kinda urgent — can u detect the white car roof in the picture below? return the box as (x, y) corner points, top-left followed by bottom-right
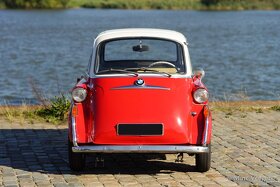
(94, 28), (187, 46)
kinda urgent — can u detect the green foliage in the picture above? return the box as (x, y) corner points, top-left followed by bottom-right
(200, 0), (280, 10)
(75, 0), (280, 10)
(0, 0), (6, 8)
(201, 0), (220, 6)
(36, 94), (70, 124)
(3, 0), (70, 8)
(81, 0), (201, 10)
(1, 0), (280, 11)
(255, 108), (263, 113)
(271, 105), (280, 111)
(0, 94), (71, 124)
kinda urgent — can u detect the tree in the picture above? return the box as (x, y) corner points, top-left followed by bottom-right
(201, 0), (220, 6)
(3, 0), (70, 8)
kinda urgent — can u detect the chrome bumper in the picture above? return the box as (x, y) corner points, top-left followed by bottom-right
(72, 145), (209, 153)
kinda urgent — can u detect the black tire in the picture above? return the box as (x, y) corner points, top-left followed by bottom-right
(68, 140), (85, 171)
(195, 144), (211, 172)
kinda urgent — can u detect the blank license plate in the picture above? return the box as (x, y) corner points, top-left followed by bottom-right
(117, 124), (163, 136)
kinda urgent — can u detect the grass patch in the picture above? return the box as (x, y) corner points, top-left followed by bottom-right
(210, 100), (280, 114)
(36, 94), (71, 124)
(0, 104), (41, 124)
(255, 108), (263, 113)
(271, 105), (280, 111)
(0, 94), (70, 125)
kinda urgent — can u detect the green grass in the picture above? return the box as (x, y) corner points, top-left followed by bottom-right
(271, 105), (280, 111)
(0, 94), (71, 125)
(36, 94), (71, 124)
(0, 104), (39, 124)
(210, 101), (280, 114)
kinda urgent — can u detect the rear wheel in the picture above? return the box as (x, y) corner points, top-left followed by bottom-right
(68, 140), (85, 171)
(195, 144), (211, 172)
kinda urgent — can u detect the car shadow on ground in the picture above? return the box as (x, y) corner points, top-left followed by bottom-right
(0, 129), (197, 175)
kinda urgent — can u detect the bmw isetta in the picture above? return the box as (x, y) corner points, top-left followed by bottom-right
(68, 28), (212, 172)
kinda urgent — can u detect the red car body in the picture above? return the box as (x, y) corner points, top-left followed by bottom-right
(68, 29), (212, 172)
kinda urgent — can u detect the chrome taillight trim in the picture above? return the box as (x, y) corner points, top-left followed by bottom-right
(71, 104), (78, 147)
(203, 116), (209, 146)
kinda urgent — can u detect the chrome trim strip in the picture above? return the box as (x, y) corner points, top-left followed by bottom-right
(71, 116), (78, 146)
(71, 104), (78, 147)
(203, 117), (209, 146)
(90, 74), (192, 79)
(72, 145), (208, 153)
(111, 85), (170, 90)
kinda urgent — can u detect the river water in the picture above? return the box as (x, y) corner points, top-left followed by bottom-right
(0, 9), (279, 104)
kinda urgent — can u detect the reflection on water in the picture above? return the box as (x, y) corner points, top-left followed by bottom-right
(0, 9), (279, 104)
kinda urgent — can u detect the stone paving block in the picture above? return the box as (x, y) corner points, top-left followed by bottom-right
(141, 181), (162, 187)
(179, 181), (201, 187)
(35, 180), (52, 186)
(19, 184), (36, 187)
(53, 183), (69, 187)
(4, 185), (19, 187)
(119, 181), (139, 186)
(268, 181), (280, 187)
(103, 182), (122, 187)
(68, 182), (84, 187)
(3, 180), (19, 186)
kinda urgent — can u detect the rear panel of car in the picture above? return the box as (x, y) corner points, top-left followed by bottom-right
(81, 77), (205, 145)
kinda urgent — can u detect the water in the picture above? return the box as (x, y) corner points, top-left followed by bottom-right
(0, 9), (279, 104)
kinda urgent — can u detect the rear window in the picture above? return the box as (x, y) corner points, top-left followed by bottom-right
(95, 38), (186, 75)
(104, 39), (177, 61)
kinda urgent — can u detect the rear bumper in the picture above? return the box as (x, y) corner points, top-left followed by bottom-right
(72, 145), (209, 154)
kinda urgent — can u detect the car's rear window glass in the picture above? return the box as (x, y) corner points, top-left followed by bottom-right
(95, 38), (186, 74)
(104, 39), (177, 61)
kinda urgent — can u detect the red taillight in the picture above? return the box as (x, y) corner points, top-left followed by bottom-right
(72, 105), (78, 117)
(203, 105), (209, 118)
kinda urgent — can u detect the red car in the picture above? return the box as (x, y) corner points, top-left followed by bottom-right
(68, 28), (212, 172)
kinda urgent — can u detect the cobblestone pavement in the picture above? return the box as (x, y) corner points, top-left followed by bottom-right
(0, 110), (279, 187)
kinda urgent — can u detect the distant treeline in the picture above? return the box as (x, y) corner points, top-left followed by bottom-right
(200, 0), (280, 10)
(76, 0), (201, 9)
(0, 0), (69, 9)
(1, 0), (280, 10)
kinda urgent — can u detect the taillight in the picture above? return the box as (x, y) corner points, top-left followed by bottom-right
(203, 105), (209, 117)
(71, 104), (78, 117)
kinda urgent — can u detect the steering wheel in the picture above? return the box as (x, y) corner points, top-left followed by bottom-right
(148, 61), (176, 68)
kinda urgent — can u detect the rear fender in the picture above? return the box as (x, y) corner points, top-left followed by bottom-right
(189, 104), (212, 145)
(190, 104), (204, 144)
